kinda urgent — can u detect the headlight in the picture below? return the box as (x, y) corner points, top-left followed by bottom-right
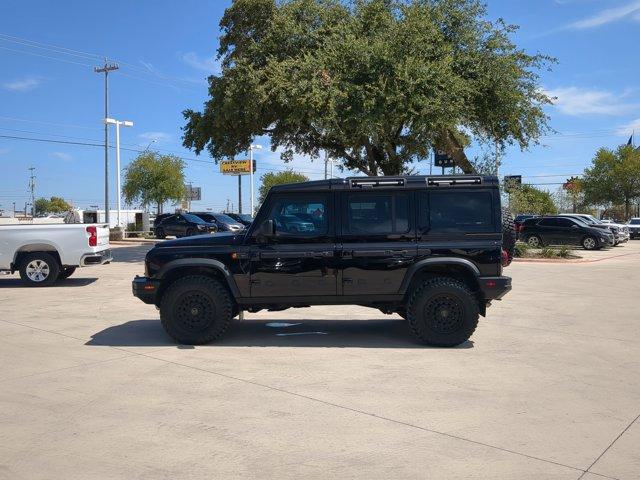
(197, 224), (206, 230)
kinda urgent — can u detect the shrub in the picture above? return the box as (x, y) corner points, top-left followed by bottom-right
(514, 242), (529, 257)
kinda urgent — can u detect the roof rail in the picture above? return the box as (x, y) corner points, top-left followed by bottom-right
(427, 176), (482, 187)
(349, 178), (406, 189)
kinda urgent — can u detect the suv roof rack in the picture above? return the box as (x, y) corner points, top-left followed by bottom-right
(348, 178), (406, 189)
(427, 176), (482, 187)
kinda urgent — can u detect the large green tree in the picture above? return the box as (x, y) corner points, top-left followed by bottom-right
(509, 185), (557, 215)
(581, 145), (640, 220)
(259, 170), (310, 204)
(34, 196), (72, 215)
(183, 0), (553, 176)
(123, 152), (186, 213)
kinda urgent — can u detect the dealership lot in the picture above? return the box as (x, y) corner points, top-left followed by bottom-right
(1, 244), (639, 479)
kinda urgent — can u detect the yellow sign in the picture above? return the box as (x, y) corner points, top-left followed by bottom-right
(220, 160), (255, 175)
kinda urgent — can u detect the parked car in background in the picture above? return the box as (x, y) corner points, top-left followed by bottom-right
(0, 223), (111, 286)
(628, 218), (640, 239)
(225, 213), (253, 227)
(559, 214), (629, 245)
(521, 216), (614, 250)
(514, 214), (539, 239)
(154, 213), (217, 239)
(190, 212), (245, 232)
(153, 213), (173, 230)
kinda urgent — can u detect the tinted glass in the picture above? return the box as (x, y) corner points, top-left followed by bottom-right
(183, 213), (206, 224)
(214, 213), (241, 224)
(556, 218), (575, 227)
(346, 194), (409, 234)
(268, 196), (328, 235)
(428, 191), (493, 232)
(630, 219), (640, 225)
(538, 218), (560, 227)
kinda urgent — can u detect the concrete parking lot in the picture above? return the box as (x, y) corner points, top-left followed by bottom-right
(1, 243), (639, 480)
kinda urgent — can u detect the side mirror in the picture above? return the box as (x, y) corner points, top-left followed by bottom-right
(255, 219), (275, 240)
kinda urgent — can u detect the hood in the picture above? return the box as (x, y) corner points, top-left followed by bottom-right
(156, 231), (246, 248)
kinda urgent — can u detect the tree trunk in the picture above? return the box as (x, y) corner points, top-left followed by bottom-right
(625, 197), (630, 220)
(157, 201), (162, 215)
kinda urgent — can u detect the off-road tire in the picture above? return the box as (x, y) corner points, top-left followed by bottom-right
(59, 267), (76, 280)
(160, 275), (233, 344)
(502, 208), (516, 265)
(19, 252), (60, 287)
(406, 277), (479, 347)
(155, 227), (166, 239)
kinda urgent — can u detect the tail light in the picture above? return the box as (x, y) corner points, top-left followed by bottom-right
(86, 226), (97, 247)
(515, 223), (524, 233)
(501, 249), (510, 267)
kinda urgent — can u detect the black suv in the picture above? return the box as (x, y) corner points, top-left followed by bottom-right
(520, 216), (613, 250)
(133, 176), (513, 347)
(154, 213), (217, 239)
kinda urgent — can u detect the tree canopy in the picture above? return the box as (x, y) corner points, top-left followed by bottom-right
(581, 145), (640, 219)
(259, 170), (310, 204)
(183, 0), (553, 176)
(509, 185), (557, 215)
(34, 196), (72, 215)
(122, 152), (186, 213)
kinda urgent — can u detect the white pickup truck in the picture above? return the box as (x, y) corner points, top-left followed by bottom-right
(0, 223), (112, 286)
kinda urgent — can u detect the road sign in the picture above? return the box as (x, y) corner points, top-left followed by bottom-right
(434, 149), (454, 167)
(184, 185), (201, 201)
(220, 159), (256, 175)
(503, 175), (522, 191)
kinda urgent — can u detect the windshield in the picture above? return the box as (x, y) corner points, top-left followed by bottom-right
(182, 213), (206, 224)
(571, 217), (591, 227)
(237, 214), (253, 222)
(215, 213), (242, 225)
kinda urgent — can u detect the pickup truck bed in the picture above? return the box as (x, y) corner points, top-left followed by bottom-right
(0, 223), (111, 286)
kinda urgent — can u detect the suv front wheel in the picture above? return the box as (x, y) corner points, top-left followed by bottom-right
(406, 277), (479, 347)
(160, 275), (233, 344)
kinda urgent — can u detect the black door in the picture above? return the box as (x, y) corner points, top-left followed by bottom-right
(536, 218), (562, 244)
(339, 191), (416, 295)
(249, 193), (337, 297)
(555, 217), (582, 245)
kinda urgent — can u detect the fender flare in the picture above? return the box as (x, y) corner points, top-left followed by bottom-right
(399, 257), (481, 294)
(157, 258), (241, 298)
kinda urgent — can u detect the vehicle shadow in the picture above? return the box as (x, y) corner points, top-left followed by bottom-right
(111, 245), (154, 264)
(0, 277), (98, 288)
(86, 318), (474, 349)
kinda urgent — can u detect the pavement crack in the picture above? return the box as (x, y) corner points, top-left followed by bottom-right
(576, 413), (640, 480)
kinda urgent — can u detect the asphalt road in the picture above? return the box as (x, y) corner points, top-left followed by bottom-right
(1, 243), (639, 479)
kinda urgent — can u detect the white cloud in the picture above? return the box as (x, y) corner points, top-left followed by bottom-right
(544, 86), (639, 116)
(615, 118), (640, 137)
(51, 152), (72, 161)
(3, 76), (41, 92)
(567, 0), (640, 29)
(138, 131), (172, 145)
(180, 52), (219, 74)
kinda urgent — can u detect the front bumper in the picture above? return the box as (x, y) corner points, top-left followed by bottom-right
(132, 276), (160, 304)
(479, 276), (512, 301)
(80, 249), (112, 266)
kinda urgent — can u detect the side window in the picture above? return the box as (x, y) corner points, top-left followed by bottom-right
(556, 218), (574, 227)
(267, 196), (328, 236)
(538, 218), (559, 227)
(425, 191), (494, 233)
(345, 193), (409, 234)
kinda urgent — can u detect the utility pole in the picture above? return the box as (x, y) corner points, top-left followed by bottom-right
(324, 151), (328, 179)
(94, 58), (119, 225)
(238, 175), (242, 214)
(28, 166), (36, 217)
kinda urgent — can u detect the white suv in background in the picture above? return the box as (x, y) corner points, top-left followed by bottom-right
(627, 218), (640, 239)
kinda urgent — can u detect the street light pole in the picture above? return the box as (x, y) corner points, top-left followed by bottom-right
(249, 144), (262, 215)
(105, 117), (134, 228)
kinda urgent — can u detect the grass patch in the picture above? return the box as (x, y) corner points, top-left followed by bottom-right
(514, 242), (581, 260)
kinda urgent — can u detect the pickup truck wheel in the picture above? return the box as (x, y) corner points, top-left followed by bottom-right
(160, 275), (233, 344)
(406, 277), (479, 347)
(19, 253), (60, 287)
(59, 267), (76, 280)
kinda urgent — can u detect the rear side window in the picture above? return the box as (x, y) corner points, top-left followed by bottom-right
(424, 191), (494, 233)
(345, 193), (409, 234)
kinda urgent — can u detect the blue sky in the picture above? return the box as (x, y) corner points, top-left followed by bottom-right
(1, 0), (639, 214)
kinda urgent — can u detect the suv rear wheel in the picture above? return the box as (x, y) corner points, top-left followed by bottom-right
(160, 275), (233, 344)
(406, 277), (479, 347)
(502, 208), (516, 265)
